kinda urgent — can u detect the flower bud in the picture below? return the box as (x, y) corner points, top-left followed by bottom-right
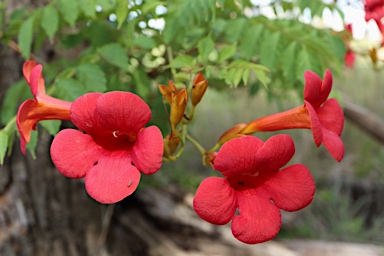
(204, 152), (217, 168)
(170, 88), (188, 127)
(158, 79), (178, 105)
(191, 73), (208, 106)
(218, 123), (247, 145)
(163, 134), (180, 158)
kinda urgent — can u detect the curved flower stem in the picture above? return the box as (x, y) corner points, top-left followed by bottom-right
(185, 133), (206, 155)
(166, 46), (177, 77)
(182, 105), (196, 125)
(206, 142), (220, 154)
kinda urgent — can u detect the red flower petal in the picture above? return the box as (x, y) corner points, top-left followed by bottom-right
(316, 98), (344, 135)
(95, 91), (151, 133)
(304, 70), (332, 108)
(305, 100), (323, 147)
(17, 99), (71, 154)
(231, 189), (281, 244)
(17, 100), (40, 154)
(322, 129), (345, 162)
(85, 152), (141, 204)
(23, 61), (45, 98)
(193, 177), (237, 225)
(131, 126), (163, 175)
(262, 164), (315, 212)
(50, 129), (100, 178)
(254, 134), (295, 172)
(214, 136), (264, 177)
(70, 92), (105, 135)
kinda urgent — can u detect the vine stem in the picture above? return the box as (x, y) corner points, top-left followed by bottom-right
(166, 46), (177, 77)
(185, 133), (206, 155)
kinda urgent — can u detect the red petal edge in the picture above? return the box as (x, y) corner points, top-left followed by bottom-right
(193, 177), (237, 225)
(131, 126), (164, 175)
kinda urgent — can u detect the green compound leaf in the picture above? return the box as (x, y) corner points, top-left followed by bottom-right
(59, 0), (79, 27)
(41, 5), (59, 41)
(18, 17), (34, 59)
(98, 43), (129, 71)
(76, 63), (107, 92)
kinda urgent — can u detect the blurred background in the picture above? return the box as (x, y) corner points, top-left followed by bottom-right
(0, 0), (383, 255)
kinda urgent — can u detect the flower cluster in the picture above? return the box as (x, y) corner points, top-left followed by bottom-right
(15, 61), (344, 245)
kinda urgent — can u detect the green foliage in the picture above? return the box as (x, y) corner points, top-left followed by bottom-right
(0, 130), (8, 165)
(18, 17), (34, 59)
(41, 5), (59, 41)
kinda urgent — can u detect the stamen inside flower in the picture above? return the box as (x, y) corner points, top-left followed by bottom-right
(112, 130), (137, 142)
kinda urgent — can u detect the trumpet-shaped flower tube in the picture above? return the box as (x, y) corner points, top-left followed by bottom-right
(240, 70), (344, 162)
(16, 61), (72, 154)
(193, 135), (315, 244)
(50, 91), (163, 204)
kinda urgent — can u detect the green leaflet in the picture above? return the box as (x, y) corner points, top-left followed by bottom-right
(259, 32), (280, 70)
(198, 36), (215, 61)
(218, 43), (237, 62)
(76, 63), (107, 92)
(0, 130), (8, 165)
(41, 5), (59, 41)
(54, 78), (88, 102)
(18, 17), (34, 59)
(79, 0), (96, 18)
(98, 43), (129, 71)
(116, 0), (128, 29)
(281, 42), (297, 84)
(40, 120), (62, 136)
(240, 24), (263, 60)
(59, 0), (79, 27)
(132, 69), (151, 99)
(168, 55), (195, 69)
